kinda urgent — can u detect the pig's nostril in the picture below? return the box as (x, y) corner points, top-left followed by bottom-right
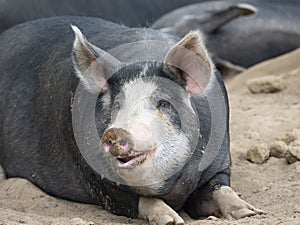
(103, 139), (113, 153)
(104, 139), (113, 147)
(120, 138), (127, 146)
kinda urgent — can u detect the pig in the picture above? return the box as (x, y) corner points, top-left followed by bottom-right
(152, 0), (300, 68)
(0, 16), (263, 224)
(0, 0), (215, 33)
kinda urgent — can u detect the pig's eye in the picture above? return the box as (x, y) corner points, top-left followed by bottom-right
(156, 100), (171, 109)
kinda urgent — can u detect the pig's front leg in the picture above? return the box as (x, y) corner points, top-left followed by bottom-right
(138, 197), (184, 225)
(185, 171), (264, 219)
(212, 186), (264, 219)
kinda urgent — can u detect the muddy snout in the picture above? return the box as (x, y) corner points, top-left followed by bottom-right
(101, 128), (134, 157)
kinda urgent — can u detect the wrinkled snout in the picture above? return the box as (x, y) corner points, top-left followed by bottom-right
(101, 128), (133, 157)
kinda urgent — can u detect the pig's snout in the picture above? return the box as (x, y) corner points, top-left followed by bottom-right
(101, 128), (133, 157)
(129, 121), (152, 141)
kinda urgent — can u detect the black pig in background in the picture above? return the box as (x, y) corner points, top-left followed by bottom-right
(0, 0), (214, 33)
(152, 0), (300, 78)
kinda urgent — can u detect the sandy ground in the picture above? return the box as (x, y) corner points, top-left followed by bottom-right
(1, 49), (300, 225)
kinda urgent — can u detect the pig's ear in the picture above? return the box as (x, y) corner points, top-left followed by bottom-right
(71, 25), (121, 93)
(163, 31), (213, 94)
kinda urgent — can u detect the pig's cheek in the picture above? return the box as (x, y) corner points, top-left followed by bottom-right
(149, 149), (159, 164)
(150, 117), (169, 137)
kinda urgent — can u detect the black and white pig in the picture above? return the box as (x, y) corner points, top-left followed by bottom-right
(0, 17), (263, 224)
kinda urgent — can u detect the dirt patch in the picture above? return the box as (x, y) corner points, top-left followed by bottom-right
(1, 49), (300, 224)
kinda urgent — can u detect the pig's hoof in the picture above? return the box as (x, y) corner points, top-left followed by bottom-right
(213, 186), (264, 219)
(139, 197), (184, 225)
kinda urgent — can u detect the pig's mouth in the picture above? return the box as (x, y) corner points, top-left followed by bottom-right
(115, 152), (148, 168)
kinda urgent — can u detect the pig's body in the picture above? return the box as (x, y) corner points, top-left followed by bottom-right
(0, 0), (213, 33)
(153, 0), (300, 68)
(0, 17), (262, 224)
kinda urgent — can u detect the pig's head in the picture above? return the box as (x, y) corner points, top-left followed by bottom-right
(71, 26), (213, 194)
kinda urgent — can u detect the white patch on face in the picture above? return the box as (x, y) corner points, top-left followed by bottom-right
(110, 79), (158, 148)
(108, 78), (192, 194)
